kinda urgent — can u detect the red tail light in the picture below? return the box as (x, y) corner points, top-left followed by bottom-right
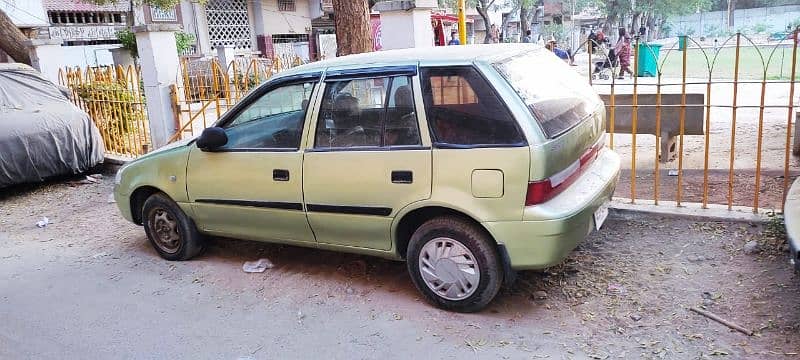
(525, 142), (602, 206)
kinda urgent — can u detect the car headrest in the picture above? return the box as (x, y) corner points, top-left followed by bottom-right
(333, 94), (359, 116)
(394, 85), (413, 108)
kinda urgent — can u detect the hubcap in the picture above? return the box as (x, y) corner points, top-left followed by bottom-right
(418, 237), (480, 301)
(149, 208), (180, 253)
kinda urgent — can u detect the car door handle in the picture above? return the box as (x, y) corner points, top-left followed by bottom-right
(391, 171), (413, 184)
(273, 169), (290, 181)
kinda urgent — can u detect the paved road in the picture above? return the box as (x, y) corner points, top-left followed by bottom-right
(1, 176), (798, 359)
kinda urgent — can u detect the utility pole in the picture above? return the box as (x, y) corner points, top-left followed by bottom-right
(458, 0), (467, 44)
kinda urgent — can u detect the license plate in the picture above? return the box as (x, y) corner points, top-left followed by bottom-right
(594, 203), (609, 230)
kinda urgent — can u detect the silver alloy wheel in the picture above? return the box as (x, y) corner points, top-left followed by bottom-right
(149, 208), (180, 253)
(418, 237), (480, 301)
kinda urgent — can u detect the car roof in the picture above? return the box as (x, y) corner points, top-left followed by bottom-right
(279, 44), (545, 77)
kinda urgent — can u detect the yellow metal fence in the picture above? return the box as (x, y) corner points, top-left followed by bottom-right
(60, 40), (800, 212)
(169, 56), (302, 143)
(580, 32), (799, 212)
(59, 65), (150, 158)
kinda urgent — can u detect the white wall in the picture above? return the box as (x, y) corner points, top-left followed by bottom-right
(0, 0), (47, 27)
(379, 8), (434, 50)
(309, 0), (324, 20)
(668, 5), (800, 37)
(59, 45), (117, 69)
(258, 0), (312, 34)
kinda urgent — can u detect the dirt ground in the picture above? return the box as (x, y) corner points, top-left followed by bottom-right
(615, 169), (798, 210)
(1, 173), (798, 359)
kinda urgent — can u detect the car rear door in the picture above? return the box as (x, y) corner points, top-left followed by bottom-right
(302, 67), (432, 251)
(419, 66), (531, 222)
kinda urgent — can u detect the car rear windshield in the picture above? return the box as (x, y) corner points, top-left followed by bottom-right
(495, 52), (600, 138)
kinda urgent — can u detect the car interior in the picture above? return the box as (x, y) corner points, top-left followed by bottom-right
(423, 71), (523, 146)
(315, 78), (420, 148)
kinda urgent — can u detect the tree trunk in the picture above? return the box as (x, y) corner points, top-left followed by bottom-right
(0, 9), (32, 65)
(727, 0), (736, 29)
(630, 12), (641, 37)
(645, 13), (656, 41)
(332, 0), (372, 56)
(520, 6), (529, 39)
(476, 6), (493, 43)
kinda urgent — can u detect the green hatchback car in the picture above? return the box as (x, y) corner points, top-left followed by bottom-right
(114, 45), (620, 312)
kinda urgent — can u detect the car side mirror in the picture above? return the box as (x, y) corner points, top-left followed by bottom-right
(196, 127), (228, 150)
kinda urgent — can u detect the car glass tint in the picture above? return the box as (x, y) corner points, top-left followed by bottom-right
(315, 75), (421, 149)
(495, 51), (600, 138)
(420, 67), (523, 146)
(384, 76), (421, 146)
(222, 81), (315, 149)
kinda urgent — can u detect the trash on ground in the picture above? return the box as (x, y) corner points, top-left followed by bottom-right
(743, 240), (760, 255)
(607, 283), (627, 296)
(242, 258), (273, 273)
(84, 175), (100, 184)
(107, 194), (116, 204)
(668, 169), (679, 176)
(36, 217), (50, 228)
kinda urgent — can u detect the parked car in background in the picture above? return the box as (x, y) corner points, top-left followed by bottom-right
(0, 64), (104, 188)
(113, 45), (620, 312)
(786, 177), (800, 271)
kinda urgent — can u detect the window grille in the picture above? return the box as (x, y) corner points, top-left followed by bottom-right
(205, 0), (253, 50)
(272, 34), (309, 43)
(278, 0), (296, 12)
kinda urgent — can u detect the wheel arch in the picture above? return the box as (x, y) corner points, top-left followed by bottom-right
(393, 205), (492, 259)
(393, 205), (516, 287)
(129, 185), (165, 225)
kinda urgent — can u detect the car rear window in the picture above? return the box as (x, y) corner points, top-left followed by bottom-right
(495, 52), (601, 138)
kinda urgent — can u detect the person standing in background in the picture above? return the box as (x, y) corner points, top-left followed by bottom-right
(448, 31), (461, 45)
(523, 30), (533, 43)
(490, 24), (500, 43)
(588, 29), (598, 53)
(614, 28), (633, 79)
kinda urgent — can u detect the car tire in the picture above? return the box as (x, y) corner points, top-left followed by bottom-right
(142, 192), (204, 261)
(407, 216), (503, 313)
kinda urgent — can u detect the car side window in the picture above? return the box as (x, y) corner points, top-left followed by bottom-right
(315, 75), (421, 149)
(221, 81), (315, 149)
(420, 67), (524, 147)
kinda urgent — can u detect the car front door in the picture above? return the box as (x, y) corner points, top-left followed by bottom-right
(302, 69), (432, 250)
(186, 76), (320, 244)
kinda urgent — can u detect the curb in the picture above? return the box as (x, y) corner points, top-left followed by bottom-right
(609, 197), (776, 223)
(103, 154), (132, 165)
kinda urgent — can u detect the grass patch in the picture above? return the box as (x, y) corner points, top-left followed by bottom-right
(652, 45), (800, 80)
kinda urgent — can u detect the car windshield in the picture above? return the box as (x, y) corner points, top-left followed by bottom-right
(495, 51), (600, 138)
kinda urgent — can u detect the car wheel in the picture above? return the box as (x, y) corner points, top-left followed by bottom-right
(142, 192), (204, 261)
(407, 216), (502, 313)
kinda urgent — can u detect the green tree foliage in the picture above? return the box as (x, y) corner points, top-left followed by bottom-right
(116, 29), (195, 58)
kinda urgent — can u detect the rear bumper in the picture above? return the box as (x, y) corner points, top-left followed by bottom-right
(484, 148), (620, 270)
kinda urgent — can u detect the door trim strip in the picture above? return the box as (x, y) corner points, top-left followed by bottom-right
(195, 199), (303, 211)
(306, 204), (392, 216)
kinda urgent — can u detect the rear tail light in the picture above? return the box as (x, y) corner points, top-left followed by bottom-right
(525, 141), (602, 206)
